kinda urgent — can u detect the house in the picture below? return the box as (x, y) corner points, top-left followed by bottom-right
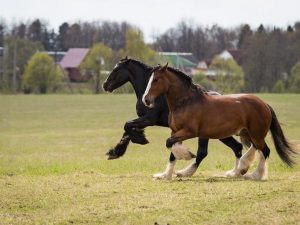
(47, 51), (66, 64)
(158, 52), (197, 74)
(192, 49), (243, 79)
(59, 48), (90, 82)
(191, 59), (217, 79)
(218, 49), (242, 65)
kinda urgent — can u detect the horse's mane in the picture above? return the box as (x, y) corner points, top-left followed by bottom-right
(166, 66), (205, 94)
(120, 58), (152, 70)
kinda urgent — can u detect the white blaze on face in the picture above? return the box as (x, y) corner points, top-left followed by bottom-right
(142, 73), (154, 107)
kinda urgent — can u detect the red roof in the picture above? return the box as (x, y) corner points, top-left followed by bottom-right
(227, 49), (242, 64)
(60, 48), (89, 69)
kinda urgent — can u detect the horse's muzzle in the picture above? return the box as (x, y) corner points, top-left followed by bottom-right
(103, 82), (113, 93)
(142, 95), (154, 108)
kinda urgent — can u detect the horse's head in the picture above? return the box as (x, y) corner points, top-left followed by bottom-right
(103, 56), (131, 92)
(142, 63), (169, 108)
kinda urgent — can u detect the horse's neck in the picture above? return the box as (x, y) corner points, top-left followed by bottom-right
(128, 64), (152, 99)
(165, 74), (194, 111)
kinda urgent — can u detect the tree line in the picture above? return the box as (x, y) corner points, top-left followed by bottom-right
(0, 19), (300, 93)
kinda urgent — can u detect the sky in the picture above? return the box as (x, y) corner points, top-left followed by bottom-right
(1, 0), (300, 42)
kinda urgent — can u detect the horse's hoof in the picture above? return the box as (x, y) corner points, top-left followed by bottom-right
(152, 172), (172, 180)
(105, 150), (121, 160)
(131, 138), (149, 145)
(175, 164), (197, 177)
(129, 129), (149, 145)
(130, 135), (149, 145)
(243, 172), (267, 181)
(175, 171), (193, 177)
(225, 169), (242, 178)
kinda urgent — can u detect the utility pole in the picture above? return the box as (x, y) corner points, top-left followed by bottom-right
(12, 40), (17, 93)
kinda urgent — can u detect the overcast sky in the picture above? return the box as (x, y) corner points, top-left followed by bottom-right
(1, 0), (300, 42)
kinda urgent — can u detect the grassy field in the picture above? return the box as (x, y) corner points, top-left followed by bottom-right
(0, 94), (299, 225)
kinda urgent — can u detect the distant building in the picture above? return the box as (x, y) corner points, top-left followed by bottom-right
(59, 48), (91, 82)
(192, 49), (242, 79)
(158, 52), (197, 74)
(192, 59), (217, 79)
(218, 49), (242, 65)
(47, 51), (66, 64)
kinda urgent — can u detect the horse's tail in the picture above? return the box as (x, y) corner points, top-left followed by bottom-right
(268, 105), (298, 167)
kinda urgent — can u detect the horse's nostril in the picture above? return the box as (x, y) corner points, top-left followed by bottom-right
(145, 99), (150, 106)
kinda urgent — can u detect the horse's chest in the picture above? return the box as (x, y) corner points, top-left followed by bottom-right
(136, 101), (148, 117)
(169, 113), (184, 131)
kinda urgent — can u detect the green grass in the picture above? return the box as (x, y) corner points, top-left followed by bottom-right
(0, 94), (299, 225)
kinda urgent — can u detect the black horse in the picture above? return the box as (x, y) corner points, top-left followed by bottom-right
(103, 57), (243, 179)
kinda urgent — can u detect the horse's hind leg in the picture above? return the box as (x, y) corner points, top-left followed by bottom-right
(244, 143), (269, 181)
(236, 132), (257, 175)
(176, 138), (208, 177)
(153, 153), (176, 180)
(221, 137), (243, 177)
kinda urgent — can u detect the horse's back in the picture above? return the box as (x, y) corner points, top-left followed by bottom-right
(214, 93), (272, 131)
(193, 93), (272, 137)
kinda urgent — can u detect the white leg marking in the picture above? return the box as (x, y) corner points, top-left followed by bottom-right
(153, 161), (176, 180)
(225, 158), (242, 177)
(176, 160), (198, 177)
(142, 73), (154, 107)
(171, 143), (195, 160)
(237, 144), (256, 174)
(244, 151), (268, 180)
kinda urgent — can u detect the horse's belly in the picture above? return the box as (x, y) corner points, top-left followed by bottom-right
(197, 121), (244, 139)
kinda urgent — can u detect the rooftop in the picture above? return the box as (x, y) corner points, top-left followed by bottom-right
(60, 48), (89, 69)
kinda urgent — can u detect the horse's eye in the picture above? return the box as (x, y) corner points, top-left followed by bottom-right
(153, 78), (158, 83)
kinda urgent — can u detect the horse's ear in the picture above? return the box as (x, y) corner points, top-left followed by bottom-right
(123, 56), (130, 64)
(160, 62), (168, 72)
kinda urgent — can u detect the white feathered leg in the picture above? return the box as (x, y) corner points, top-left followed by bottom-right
(171, 143), (195, 160)
(237, 144), (257, 175)
(244, 151), (268, 180)
(153, 161), (176, 180)
(175, 160), (198, 177)
(225, 158), (241, 177)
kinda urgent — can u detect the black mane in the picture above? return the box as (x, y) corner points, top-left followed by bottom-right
(166, 66), (205, 93)
(120, 58), (152, 70)
(130, 59), (153, 70)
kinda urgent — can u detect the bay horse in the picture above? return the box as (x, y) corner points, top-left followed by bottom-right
(103, 57), (243, 179)
(143, 63), (297, 180)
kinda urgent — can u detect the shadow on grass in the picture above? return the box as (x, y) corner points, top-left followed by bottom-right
(170, 175), (245, 183)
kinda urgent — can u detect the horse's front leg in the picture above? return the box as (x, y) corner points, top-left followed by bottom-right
(166, 129), (196, 160)
(153, 129), (195, 180)
(106, 116), (155, 160)
(153, 153), (176, 180)
(176, 138), (209, 177)
(106, 132), (130, 160)
(124, 117), (156, 144)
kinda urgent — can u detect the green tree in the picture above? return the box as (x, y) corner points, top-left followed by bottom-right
(80, 43), (113, 94)
(192, 72), (217, 91)
(210, 57), (244, 93)
(22, 52), (62, 93)
(122, 28), (159, 65)
(237, 24), (252, 49)
(3, 37), (44, 92)
(289, 61), (300, 93)
(272, 80), (285, 93)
